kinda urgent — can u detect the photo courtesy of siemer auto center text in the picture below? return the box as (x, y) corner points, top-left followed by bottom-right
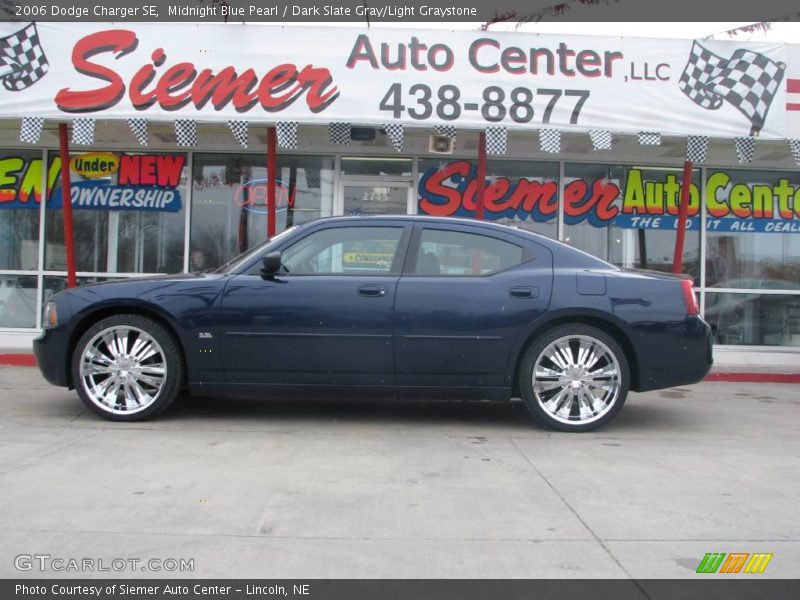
(0, 0), (799, 598)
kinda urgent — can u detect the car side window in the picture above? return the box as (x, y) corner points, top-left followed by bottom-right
(281, 226), (405, 275)
(412, 229), (526, 276)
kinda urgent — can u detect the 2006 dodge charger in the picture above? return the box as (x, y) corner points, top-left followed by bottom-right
(34, 216), (712, 431)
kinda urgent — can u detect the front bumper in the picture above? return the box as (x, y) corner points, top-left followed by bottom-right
(33, 327), (72, 388)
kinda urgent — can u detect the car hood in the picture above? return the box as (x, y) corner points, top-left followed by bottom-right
(75, 272), (225, 290)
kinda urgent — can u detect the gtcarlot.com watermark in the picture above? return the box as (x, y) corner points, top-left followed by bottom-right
(14, 553), (194, 573)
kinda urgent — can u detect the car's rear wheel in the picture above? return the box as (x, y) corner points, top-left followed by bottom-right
(71, 314), (183, 421)
(519, 324), (629, 432)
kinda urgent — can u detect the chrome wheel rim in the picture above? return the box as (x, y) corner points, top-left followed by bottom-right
(532, 335), (621, 425)
(79, 326), (167, 415)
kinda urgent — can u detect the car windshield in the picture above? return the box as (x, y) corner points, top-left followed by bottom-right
(213, 226), (300, 274)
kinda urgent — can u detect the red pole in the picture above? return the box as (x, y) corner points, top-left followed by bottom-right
(672, 159), (694, 274)
(266, 126), (277, 239)
(476, 132), (487, 220)
(58, 124), (77, 289)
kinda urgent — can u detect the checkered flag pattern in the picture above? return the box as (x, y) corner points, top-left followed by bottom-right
(71, 118), (95, 146)
(540, 128), (561, 154)
(435, 125), (457, 139)
(276, 121), (298, 150)
(305, 167), (321, 189)
(127, 119), (148, 146)
(686, 135), (709, 163)
(384, 123), (404, 152)
(0, 23), (49, 91)
(788, 139), (800, 165)
(19, 117), (44, 144)
(735, 136), (756, 163)
(227, 120), (248, 148)
(329, 122), (351, 145)
(175, 120), (197, 147)
(589, 130), (612, 150)
(638, 131), (662, 146)
(679, 41), (785, 135)
(485, 126), (508, 155)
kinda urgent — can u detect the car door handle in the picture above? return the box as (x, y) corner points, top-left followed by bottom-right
(358, 285), (388, 297)
(510, 286), (538, 298)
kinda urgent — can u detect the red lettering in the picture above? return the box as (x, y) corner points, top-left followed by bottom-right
(140, 155), (157, 185)
(518, 180), (558, 215)
(55, 30), (138, 112)
(118, 155), (139, 185)
(156, 155), (185, 187)
(564, 180), (589, 217)
(592, 180), (620, 220)
(58, 30), (340, 115)
(117, 154), (185, 187)
(192, 67), (258, 111)
(155, 63), (197, 110)
(418, 162), (469, 216)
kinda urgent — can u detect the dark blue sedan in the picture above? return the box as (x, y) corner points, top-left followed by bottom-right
(34, 216), (712, 431)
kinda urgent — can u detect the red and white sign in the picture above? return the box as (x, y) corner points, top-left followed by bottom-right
(0, 22), (793, 139)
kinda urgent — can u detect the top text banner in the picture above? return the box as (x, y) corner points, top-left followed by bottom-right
(0, 22), (790, 138)
(3, 0), (800, 22)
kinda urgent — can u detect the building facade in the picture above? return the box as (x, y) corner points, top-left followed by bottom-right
(0, 23), (799, 365)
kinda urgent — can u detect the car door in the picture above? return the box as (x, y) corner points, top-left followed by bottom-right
(220, 221), (412, 386)
(394, 222), (553, 389)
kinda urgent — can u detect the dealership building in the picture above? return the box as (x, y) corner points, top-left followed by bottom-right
(1, 22), (799, 366)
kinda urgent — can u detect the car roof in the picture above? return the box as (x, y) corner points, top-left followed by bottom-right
(315, 214), (538, 234)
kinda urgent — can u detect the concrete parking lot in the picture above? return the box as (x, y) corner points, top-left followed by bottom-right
(0, 365), (798, 579)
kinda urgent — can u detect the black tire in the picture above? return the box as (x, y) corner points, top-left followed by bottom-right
(518, 324), (630, 432)
(71, 314), (184, 421)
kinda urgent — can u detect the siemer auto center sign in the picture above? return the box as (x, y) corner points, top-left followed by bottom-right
(0, 22), (794, 139)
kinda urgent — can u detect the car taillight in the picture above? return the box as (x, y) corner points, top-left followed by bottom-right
(680, 279), (699, 316)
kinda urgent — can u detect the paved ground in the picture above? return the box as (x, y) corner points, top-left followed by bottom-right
(0, 366), (798, 579)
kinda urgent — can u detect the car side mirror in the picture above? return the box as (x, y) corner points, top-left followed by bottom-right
(260, 251), (283, 279)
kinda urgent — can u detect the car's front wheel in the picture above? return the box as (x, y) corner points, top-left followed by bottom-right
(71, 314), (183, 421)
(519, 324), (629, 432)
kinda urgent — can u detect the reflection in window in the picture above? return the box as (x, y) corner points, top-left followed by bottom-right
(45, 152), (187, 274)
(0, 274), (38, 328)
(705, 170), (800, 289)
(191, 154), (334, 270)
(0, 150), (43, 271)
(417, 159), (558, 239)
(706, 292), (800, 346)
(282, 227), (403, 274)
(563, 164), (700, 278)
(415, 229), (524, 276)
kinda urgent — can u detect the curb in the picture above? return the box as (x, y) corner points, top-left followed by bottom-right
(0, 354), (37, 367)
(704, 372), (800, 384)
(1, 353), (799, 383)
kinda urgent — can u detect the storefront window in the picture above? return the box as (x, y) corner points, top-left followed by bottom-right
(705, 169), (800, 289)
(0, 274), (38, 328)
(0, 150), (44, 271)
(45, 152), (187, 274)
(417, 159), (558, 238)
(42, 275), (121, 303)
(191, 154), (334, 270)
(706, 291), (800, 347)
(563, 164), (701, 277)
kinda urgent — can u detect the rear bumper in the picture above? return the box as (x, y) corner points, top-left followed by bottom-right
(633, 316), (713, 392)
(33, 327), (71, 388)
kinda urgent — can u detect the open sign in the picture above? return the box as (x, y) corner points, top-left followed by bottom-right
(233, 179), (292, 213)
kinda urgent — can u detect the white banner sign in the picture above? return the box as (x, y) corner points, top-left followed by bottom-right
(0, 22), (791, 139)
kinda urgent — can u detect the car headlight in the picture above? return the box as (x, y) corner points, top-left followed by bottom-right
(43, 301), (58, 328)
